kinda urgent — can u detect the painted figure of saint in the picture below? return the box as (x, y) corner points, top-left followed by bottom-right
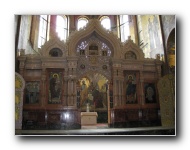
(101, 83), (107, 107)
(126, 75), (136, 103)
(25, 82), (39, 104)
(50, 74), (61, 100)
(146, 86), (154, 101)
(80, 80), (88, 106)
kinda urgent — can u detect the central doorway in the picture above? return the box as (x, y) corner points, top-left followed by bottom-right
(77, 72), (109, 123)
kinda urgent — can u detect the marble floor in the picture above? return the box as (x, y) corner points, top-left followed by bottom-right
(15, 124), (175, 136)
(81, 123), (109, 129)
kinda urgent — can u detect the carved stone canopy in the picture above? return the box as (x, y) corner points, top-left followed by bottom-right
(39, 38), (68, 57)
(67, 19), (122, 58)
(122, 36), (145, 60)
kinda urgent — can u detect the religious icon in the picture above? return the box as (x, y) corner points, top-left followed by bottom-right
(144, 83), (156, 103)
(126, 74), (136, 103)
(25, 81), (40, 104)
(49, 72), (62, 104)
(80, 80), (88, 106)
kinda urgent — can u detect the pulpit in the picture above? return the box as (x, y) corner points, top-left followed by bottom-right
(81, 112), (98, 125)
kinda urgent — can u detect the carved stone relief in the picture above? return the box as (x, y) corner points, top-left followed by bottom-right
(157, 74), (175, 127)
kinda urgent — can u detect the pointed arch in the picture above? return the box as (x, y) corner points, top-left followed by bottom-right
(122, 36), (144, 60)
(67, 19), (122, 58)
(39, 37), (68, 57)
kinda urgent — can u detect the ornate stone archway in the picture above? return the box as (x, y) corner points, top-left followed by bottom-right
(67, 19), (122, 59)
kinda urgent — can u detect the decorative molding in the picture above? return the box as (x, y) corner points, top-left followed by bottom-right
(39, 38), (68, 57)
(67, 19), (122, 58)
(122, 36), (145, 60)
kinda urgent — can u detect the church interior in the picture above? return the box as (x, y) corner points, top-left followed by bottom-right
(15, 15), (175, 135)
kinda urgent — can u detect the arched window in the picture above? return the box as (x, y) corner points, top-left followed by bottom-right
(38, 15), (49, 48)
(56, 15), (68, 41)
(100, 16), (111, 30)
(78, 17), (88, 30)
(120, 15), (130, 42)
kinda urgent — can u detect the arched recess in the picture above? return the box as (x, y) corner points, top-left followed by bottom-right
(39, 37), (68, 57)
(167, 28), (175, 73)
(76, 32), (112, 57)
(67, 19), (122, 58)
(76, 70), (111, 82)
(122, 36), (145, 60)
(76, 71), (110, 123)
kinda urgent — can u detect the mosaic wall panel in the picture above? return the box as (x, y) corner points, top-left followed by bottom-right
(144, 83), (157, 103)
(124, 72), (138, 104)
(48, 71), (63, 104)
(157, 74), (175, 127)
(137, 15), (164, 58)
(15, 72), (25, 129)
(25, 81), (40, 104)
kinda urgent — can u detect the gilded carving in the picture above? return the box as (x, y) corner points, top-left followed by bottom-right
(15, 72), (25, 129)
(15, 92), (20, 105)
(48, 71), (63, 104)
(89, 56), (97, 64)
(124, 72), (138, 104)
(157, 74), (175, 127)
(15, 76), (22, 89)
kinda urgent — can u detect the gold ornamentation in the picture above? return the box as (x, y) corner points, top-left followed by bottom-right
(89, 56), (97, 64)
(157, 74), (175, 127)
(15, 76), (22, 89)
(15, 93), (20, 104)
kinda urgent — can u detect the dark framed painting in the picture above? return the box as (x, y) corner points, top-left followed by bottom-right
(48, 70), (63, 104)
(25, 81), (40, 104)
(124, 72), (138, 104)
(144, 83), (157, 103)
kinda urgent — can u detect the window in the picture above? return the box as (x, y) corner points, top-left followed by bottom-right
(78, 17), (88, 30)
(120, 15), (130, 42)
(100, 16), (111, 30)
(56, 15), (68, 41)
(38, 15), (49, 48)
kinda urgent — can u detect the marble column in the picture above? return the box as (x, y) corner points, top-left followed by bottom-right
(67, 67), (77, 106)
(113, 79), (118, 106)
(139, 71), (144, 105)
(118, 80), (122, 106)
(63, 77), (68, 106)
(18, 56), (26, 77)
(41, 68), (46, 106)
(72, 78), (77, 106)
(119, 68), (124, 106)
(67, 78), (72, 105)
(107, 82), (111, 125)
